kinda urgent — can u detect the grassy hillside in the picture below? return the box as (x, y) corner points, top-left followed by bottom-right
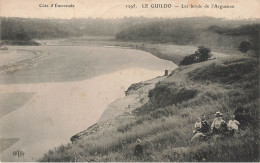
(39, 52), (259, 161)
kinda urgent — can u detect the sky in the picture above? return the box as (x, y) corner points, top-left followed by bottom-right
(0, 0), (259, 19)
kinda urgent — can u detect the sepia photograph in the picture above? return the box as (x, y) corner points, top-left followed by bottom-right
(0, 0), (259, 162)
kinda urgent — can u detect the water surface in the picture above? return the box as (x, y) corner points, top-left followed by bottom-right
(0, 45), (177, 161)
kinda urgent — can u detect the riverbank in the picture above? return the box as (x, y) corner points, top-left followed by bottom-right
(70, 76), (167, 143)
(40, 39), (259, 161)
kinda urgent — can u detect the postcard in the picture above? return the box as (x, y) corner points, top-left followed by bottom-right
(0, 0), (259, 162)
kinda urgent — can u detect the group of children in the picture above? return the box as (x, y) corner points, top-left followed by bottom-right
(191, 111), (240, 141)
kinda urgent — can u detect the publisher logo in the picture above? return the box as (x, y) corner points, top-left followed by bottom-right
(12, 150), (25, 157)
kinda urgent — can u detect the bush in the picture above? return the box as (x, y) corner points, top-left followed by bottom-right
(180, 46), (212, 65)
(148, 84), (198, 108)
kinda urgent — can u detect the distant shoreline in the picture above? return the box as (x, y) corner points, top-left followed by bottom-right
(37, 36), (232, 65)
(1, 40), (40, 46)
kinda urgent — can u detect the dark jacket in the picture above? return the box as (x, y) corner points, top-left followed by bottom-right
(198, 120), (210, 134)
(134, 144), (143, 157)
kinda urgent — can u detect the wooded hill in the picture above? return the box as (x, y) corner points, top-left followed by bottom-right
(0, 17), (157, 40)
(115, 17), (259, 53)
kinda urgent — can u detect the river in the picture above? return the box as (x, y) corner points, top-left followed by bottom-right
(0, 44), (177, 161)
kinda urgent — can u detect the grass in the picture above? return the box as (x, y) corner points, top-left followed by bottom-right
(161, 129), (259, 162)
(39, 54), (259, 162)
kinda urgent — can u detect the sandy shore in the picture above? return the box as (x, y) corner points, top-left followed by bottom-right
(0, 68), (167, 161)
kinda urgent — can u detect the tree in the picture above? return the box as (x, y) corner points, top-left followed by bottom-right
(198, 46), (212, 61)
(180, 46), (212, 65)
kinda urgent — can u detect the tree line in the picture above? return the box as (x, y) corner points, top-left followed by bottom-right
(115, 17), (259, 52)
(0, 17), (159, 40)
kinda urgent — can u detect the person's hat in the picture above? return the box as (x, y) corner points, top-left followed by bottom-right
(136, 139), (141, 143)
(215, 111), (223, 117)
